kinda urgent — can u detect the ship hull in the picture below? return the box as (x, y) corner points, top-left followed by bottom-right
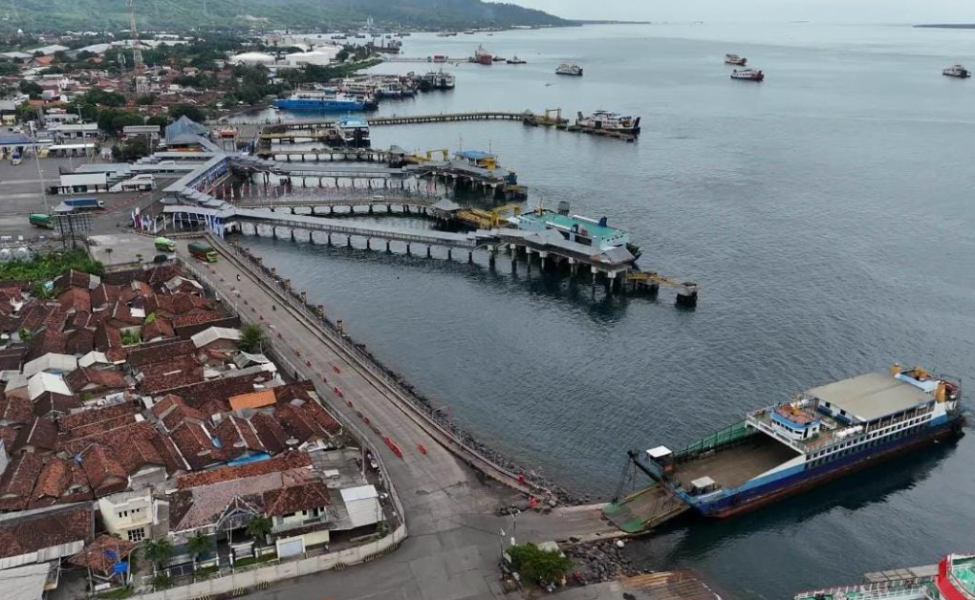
(274, 99), (367, 112)
(696, 415), (964, 518)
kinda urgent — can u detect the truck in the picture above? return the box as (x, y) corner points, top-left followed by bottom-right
(63, 197), (105, 211)
(29, 214), (53, 229)
(188, 241), (218, 263)
(154, 237), (176, 252)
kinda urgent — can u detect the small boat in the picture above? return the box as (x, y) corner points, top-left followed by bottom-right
(556, 63), (583, 77)
(731, 68), (764, 82)
(943, 64), (971, 78)
(507, 56), (526, 65)
(576, 110), (641, 135)
(474, 45), (493, 65)
(725, 54), (747, 66)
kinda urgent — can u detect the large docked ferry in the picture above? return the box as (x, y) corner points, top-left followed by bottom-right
(796, 553), (975, 600)
(576, 111), (641, 135)
(274, 91), (369, 112)
(639, 365), (963, 519)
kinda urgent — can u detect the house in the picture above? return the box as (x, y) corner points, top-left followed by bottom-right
(0, 503), (94, 566)
(65, 367), (127, 398)
(190, 326), (240, 352)
(97, 490), (159, 543)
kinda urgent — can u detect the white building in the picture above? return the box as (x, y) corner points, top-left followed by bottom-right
(230, 52), (276, 66)
(50, 123), (99, 141)
(284, 47), (341, 67)
(98, 491), (161, 543)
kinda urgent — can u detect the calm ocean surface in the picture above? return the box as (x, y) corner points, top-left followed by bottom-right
(237, 24), (975, 598)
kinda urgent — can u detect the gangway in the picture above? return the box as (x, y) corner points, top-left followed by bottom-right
(602, 450), (691, 534)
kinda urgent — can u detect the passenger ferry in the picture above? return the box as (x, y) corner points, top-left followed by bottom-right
(725, 54), (747, 66)
(556, 63), (584, 76)
(642, 365), (963, 518)
(274, 91), (369, 112)
(333, 116), (370, 148)
(731, 68), (765, 81)
(796, 553), (975, 600)
(576, 111), (641, 135)
(943, 64), (971, 78)
(419, 70), (455, 91)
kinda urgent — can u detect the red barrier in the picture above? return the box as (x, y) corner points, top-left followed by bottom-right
(383, 436), (403, 458)
(332, 365), (341, 374)
(333, 387), (344, 398)
(322, 375), (328, 383)
(417, 444), (427, 455)
(346, 400), (353, 407)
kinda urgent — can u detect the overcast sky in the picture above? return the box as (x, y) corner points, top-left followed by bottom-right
(514, 0), (975, 24)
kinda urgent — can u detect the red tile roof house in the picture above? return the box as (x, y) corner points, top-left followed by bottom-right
(0, 503), (95, 572)
(65, 366), (128, 400)
(167, 453), (332, 559)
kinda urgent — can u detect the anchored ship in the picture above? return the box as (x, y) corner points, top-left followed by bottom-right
(725, 54), (747, 66)
(474, 45), (493, 65)
(274, 90), (371, 112)
(796, 553), (975, 600)
(943, 64), (971, 78)
(731, 68), (765, 81)
(605, 365), (963, 532)
(576, 111), (641, 135)
(556, 63), (584, 76)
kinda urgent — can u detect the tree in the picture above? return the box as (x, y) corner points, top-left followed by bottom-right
(169, 104), (206, 123)
(136, 94), (156, 105)
(141, 538), (173, 573)
(245, 515), (272, 543)
(507, 543), (573, 586)
(112, 137), (150, 162)
(19, 80), (42, 97)
(146, 114), (170, 128)
(238, 323), (267, 353)
(186, 531), (211, 563)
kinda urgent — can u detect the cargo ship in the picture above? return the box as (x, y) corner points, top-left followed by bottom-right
(606, 365), (963, 530)
(795, 553), (975, 600)
(474, 45), (493, 65)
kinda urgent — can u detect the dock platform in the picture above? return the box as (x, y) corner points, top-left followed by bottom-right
(602, 483), (690, 534)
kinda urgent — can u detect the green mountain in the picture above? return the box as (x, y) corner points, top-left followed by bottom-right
(2, 0), (569, 33)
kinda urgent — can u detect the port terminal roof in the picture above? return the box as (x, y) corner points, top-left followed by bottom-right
(806, 372), (931, 423)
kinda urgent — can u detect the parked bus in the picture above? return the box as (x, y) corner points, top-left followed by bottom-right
(188, 242), (218, 263)
(154, 237), (176, 252)
(63, 197), (105, 211)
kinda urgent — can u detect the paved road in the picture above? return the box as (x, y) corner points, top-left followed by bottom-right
(175, 241), (619, 600)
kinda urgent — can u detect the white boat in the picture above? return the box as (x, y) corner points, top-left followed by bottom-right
(334, 116), (370, 148)
(420, 70), (455, 91)
(725, 54), (747, 66)
(576, 110), (641, 135)
(943, 64), (971, 78)
(731, 68), (765, 82)
(556, 63), (583, 76)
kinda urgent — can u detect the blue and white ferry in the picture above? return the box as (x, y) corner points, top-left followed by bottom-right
(640, 365), (964, 519)
(274, 91), (369, 112)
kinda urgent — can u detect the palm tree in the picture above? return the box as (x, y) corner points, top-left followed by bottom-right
(237, 323), (267, 353)
(186, 531), (211, 566)
(141, 538), (173, 574)
(245, 515), (273, 544)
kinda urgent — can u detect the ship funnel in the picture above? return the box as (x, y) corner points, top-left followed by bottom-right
(890, 363), (902, 376)
(936, 381), (947, 403)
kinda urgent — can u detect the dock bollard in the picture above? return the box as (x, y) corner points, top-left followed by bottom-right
(676, 283), (699, 308)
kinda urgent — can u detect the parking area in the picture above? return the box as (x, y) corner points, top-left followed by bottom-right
(0, 157), (178, 238)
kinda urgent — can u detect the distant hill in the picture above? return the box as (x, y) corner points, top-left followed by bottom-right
(1, 0), (569, 33)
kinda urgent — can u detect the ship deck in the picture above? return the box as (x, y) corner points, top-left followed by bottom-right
(674, 435), (799, 491)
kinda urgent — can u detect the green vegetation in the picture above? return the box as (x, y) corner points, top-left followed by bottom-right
(0, 0), (567, 33)
(234, 553), (277, 568)
(245, 515), (273, 541)
(112, 137), (151, 162)
(193, 565), (219, 578)
(507, 543), (573, 586)
(187, 531), (212, 562)
(0, 249), (104, 282)
(150, 574), (172, 590)
(141, 538), (173, 573)
(120, 329), (141, 346)
(238, 323), (267, 353)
